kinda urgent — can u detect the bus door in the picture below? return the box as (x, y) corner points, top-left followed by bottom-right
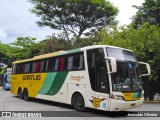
(87, 48), (110, 110)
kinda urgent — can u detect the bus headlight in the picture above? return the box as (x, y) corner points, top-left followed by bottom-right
(112, 95), (124, 100)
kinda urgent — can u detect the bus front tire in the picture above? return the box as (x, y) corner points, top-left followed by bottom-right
(18, 88), (23, 99)
(23, 88), (30, 101)
(72, 93), (86, 112)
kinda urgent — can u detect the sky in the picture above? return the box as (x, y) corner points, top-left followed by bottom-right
(0, 0), (144, 44)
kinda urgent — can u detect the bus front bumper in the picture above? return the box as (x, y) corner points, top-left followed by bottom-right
(109, 97), (144, 111)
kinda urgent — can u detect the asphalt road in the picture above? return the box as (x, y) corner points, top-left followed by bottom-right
(0, 86), (160, 120)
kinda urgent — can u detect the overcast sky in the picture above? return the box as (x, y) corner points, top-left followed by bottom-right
(0, 0), (144, 44)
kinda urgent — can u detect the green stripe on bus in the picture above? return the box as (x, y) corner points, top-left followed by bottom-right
(137, 91), (142, 98)
(38, 73), (57, 94)
(57, 48), (81, 56)
(46, 71), (68, 95)
(132, 92), (142, 98)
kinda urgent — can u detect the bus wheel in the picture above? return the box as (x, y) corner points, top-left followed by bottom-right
(23, 88), (30, 101)
(18, 88), (23, 99)
(72, 93), (86, 112)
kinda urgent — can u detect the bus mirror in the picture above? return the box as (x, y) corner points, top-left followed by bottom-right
(105, 57), (117, 73)
(138, 62), (151, 77)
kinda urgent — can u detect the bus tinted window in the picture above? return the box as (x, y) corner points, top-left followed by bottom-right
(24, 63), (30, 73)
(32, 62), (36, 73)
(59, 58), (65, 71)
(67, 56), (73, 70)
(54, 58), (59, 71)
(67, 53), (84, 71)
(13, 52), (84, 74)
(20, 64), (24, 74)
(12, 64), (17, 74)
(79, 55), (84, 70)
(48, 58), (55, 72)
(35, 62), (40, 72)
(73, 54), (84, 70)
(40, 61), (44, 72)
(45, 60), (49, 72)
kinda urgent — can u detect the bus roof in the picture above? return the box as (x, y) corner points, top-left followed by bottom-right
(13, 45), (132, 64)
(13, 48), (81, 64)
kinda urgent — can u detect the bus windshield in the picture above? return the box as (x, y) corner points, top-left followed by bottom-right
(111, 62), (143, 92)
(106, 47), (137, 62)
(106, 47), (142, 92)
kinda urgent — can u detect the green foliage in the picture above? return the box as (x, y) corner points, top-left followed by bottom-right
(132, 0), (160, 27)
(29, 0), (118, 38)
(38, 35), (72, 54)
(0, 43), (12, 64)
(10, 36), (36, 59)
(11, 36), (36, 48)
(97, 23), (160, 82)
(72, 36), (100, 48)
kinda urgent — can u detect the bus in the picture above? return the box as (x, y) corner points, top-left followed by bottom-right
(11, 45), (150, 111)
(3, 68), (12, 90)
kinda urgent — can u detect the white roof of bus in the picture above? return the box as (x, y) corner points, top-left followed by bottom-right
(82, 45), (132, 52)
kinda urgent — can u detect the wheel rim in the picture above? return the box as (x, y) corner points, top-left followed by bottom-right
(73, 94), (85, 110)
(76, 97), (83, 107)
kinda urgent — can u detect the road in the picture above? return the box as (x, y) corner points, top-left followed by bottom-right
(0, 86), (159, 120)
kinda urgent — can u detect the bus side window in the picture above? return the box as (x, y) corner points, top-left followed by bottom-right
(54, 58), (59, 71)
(40, 60), (49, 72)
(32, 62), (36, 73)
(13, 64), (17, 74)
(24, 63), (30, 73)
(73, 55), (80, 70)
(59, 58), (65, 71)
(16, 64), (19, 74)
(29, 62), (33, 73)
(69, 53), (84, 71)
(35, 62), (40, 72)
(27, 63), (30, 73)
(20, 64), (25, 74)
(48, 58), (55, 72)
(79, 55), (84, 70)
(40, 61), (44, 72)
(67, 56), (73, 70)
(44, 60), (48, 72)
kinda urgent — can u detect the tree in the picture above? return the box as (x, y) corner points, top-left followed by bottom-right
(0, 43), (13, 64)
(0, 42), (19, 65)
(96, 23), (160, 100)
(38, 34), (71, 54)
(10, 36), (36, 59)
(132, 0), (160, 27)
(71, 36), (100, 48)
(29, 0), (118, 40)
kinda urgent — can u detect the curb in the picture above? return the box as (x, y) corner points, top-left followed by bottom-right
(144, 100), (160, 103)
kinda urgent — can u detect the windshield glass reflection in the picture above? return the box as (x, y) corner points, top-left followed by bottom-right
(111, 62), (143, 92)
(106, 47), (137, 62)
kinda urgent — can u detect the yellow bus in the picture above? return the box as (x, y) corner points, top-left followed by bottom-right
(11, 45), (150, 111)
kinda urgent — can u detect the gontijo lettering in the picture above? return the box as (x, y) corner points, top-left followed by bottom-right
(23, 75), (41, 80)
